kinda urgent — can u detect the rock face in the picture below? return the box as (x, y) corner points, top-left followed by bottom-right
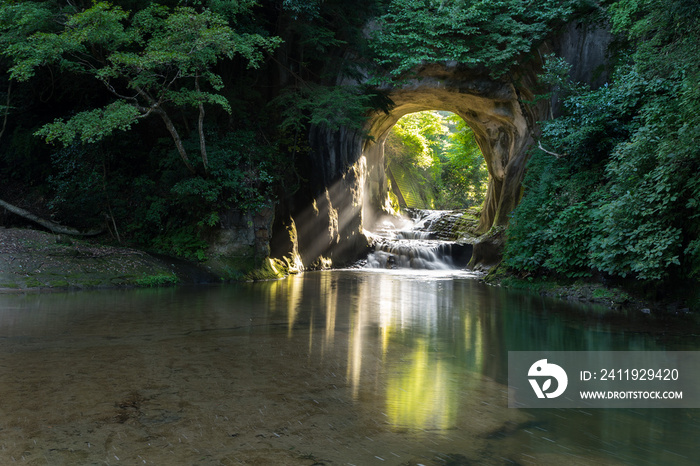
(271, 21), (613, 270)
(365, 63), (544, 234)
(549, 21), (614, 116)
(205, 207), (275, 278)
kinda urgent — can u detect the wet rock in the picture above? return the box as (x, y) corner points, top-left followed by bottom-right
(467, 230), (504, 269)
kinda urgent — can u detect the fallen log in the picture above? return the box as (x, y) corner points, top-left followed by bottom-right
(0, 198), (104, 236)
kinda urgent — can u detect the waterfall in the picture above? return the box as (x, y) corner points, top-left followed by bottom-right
(364, 210), (472, 270)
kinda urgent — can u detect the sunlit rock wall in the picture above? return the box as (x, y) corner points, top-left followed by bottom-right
(273, 125), (370, 269)
(364, 63), (546, 234)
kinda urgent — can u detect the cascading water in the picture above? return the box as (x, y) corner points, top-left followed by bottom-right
(364, 210), (472, 270)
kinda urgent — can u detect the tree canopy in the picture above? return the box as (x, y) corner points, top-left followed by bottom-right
(3, 1), (280, 174)
(370, 0), (587, 79)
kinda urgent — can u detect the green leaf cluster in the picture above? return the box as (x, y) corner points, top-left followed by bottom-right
(371, 0), (587, 79)
(37, 101), (140, 145)
(505, 0), (700, 284)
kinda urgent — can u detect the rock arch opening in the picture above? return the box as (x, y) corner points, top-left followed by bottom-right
(362, 65), (538, 236)
(275, 64), (543, 269)
(270, 24), (613, 271)
(380, 110), (488, 212)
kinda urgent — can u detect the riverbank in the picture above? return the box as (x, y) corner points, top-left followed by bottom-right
(0, 227), (218, 292)
(3, 226), (697, 323)
(483, 263), (699, 317)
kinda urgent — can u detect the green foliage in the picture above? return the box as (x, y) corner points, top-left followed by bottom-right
(505, 0), (700, 285)
(371, 0), (587, 80)
(171, 130), (280, 215)
(0, 1), (55, 49)
(273, 84), (377, 133)
(282, 0), (321, 21)
(37, 101), (140, 145)
(440, 115), (488, 208)
(385, 111), (488, 210)
(151, 226), (209, 262)
(2, 1), (280, 171)
(504, 147), (576, 275)
(387, 111), (446, 168)
(385, 111), (447, 208)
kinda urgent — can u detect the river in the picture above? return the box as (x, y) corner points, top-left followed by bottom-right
(0, 270), (698, 465)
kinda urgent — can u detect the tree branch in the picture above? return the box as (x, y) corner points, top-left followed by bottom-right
(537, 140), (566, 158)
(155, 109), (197, 175)
(100, 78), (136, 101)
(132, 84), (157, 106)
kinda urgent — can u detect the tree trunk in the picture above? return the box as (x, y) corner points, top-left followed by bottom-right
(195, 75), (209, 175)
(0, 81), (10, 143)
(0, 198), (104, 236)
(157, 110), (197, 175)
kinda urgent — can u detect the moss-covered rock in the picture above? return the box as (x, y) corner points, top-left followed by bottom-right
(244, 257), (290, 281)
(467, 227), (505, 270)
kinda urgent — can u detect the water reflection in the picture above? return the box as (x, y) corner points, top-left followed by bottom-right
(259, 271), (700, 463)
(0, 271), (698, 465)
(384, 338), (459, 430)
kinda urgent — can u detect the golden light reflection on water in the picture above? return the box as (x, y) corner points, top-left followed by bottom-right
(348, 301), (364, 400)
(295, 271), (490, 431)
(286, 273), (304, 337)
(321, 271), (337, 348)
(384, 339), (457, 430)
(464, 306), (483, 371)
(262, 272), (305, 336)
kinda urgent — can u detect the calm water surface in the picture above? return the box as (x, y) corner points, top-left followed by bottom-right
(0, 270), (698, 465)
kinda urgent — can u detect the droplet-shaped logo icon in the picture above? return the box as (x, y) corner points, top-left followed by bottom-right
(528, 359), (568, 398)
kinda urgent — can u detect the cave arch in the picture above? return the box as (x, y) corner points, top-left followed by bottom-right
(363, 64), (540, 234)
(287, 63), (545, 268)
(270, 22), (612, 270)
